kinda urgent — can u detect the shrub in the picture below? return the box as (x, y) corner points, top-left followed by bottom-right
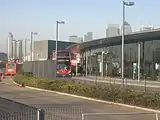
(13, 75), (160, 110)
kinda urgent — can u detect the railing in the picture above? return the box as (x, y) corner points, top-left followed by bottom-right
(32, 104), (83, 120)
(0, 96), (44, 120)
(1, 98), (156, 120)
(82, 112), (159, 120)
(0, 98), (84, 120)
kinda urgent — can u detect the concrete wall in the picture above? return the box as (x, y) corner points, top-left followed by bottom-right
(23, 60), (56, 80)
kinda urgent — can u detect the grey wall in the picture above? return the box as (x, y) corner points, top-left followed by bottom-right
(23, 60), (56, 80)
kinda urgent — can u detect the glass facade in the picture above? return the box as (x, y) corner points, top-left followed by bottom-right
(81, 39), (160, 80)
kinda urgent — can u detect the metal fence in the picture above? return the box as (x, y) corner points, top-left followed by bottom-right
(32, 104), (83, 120)
(76, 76), (160, 92)
(82, 112), (159, 120)
(23, 60), (56, 80)
(0, 96), (44, 120)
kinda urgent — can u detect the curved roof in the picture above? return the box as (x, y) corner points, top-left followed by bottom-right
(66, 43), (80, 53)
(79, 30), (160, 52)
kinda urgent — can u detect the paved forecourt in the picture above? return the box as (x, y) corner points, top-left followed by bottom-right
(0, 78), (158, 120)
(74, 76), (160, 87)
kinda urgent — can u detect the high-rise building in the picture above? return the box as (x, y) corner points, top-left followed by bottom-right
(140, 25), (154, 31)
(12, 41), (17, 59)
(8, 32), (13, 59)
(106, 24), (120, 37)
(83, 32), (93, 42)
(124, 21), (132, 35)
(18, 40), (23, 60)
(69, 35), (78, 43)
(86, 32), (93, 41)
(83, 34), (87, 42)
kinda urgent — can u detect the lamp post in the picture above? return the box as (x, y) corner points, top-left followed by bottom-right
(54, 20), (65, 78)
(138, 42), (141, 82)
(101, 50), (105, 78)
(122, 0), (134, 88)
(55, 21), (65, 61)
(30, 32), (38, 61)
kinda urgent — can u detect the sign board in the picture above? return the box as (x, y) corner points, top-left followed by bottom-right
(77, 58), (80, 63)
(76, 53), (80, 58)
(71, 60), (77, 66)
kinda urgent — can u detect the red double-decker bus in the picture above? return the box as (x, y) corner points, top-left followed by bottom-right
(5, 62), (16, 75)
(52, 50), (73, 77)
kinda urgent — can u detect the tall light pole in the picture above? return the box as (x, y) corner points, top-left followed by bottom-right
(138, 42), (141, 82)
(101, 50), (105, 78)
(54, 20), (65, 78)
(55, 20), (65, 61)
(122, 1), (134, 88)
(30, 32), (38, 61)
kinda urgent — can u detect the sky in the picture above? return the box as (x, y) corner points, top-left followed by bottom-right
(0, 0), (160, 52)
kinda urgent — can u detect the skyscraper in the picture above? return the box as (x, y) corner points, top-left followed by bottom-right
(83, 34), (87, 42)
(8, 32), (13, 59)
(12, 41), (17, 59)
(18, 40), (23, 60)
(106, 24), (120, 37)
(83, 32), (93, 42)
(86, 32), (93, 41)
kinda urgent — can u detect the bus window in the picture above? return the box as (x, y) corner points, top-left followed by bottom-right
(7, 63), (15, 69)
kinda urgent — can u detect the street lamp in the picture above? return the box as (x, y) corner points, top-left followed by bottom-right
(101, 51), (109, 78)
(55, 20), (65, 61)
(101, 50), (105, 78)
(122, 1), (134, 88)
(54, 20), (65, 78)
(30, 32), (38, 61)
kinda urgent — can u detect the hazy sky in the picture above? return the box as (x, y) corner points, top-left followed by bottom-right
(1, 0), (160, 52)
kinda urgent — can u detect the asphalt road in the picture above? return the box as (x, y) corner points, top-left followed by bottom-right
(0, 78), (159, 120)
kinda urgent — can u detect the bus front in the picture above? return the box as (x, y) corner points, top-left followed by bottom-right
(6, 63), (16, 75)
(56, 58), (72, 77)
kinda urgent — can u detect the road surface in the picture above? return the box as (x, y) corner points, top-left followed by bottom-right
(0, 78), (158, 120)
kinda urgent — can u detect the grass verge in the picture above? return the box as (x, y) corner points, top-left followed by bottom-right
(13, 74), (160, 110)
